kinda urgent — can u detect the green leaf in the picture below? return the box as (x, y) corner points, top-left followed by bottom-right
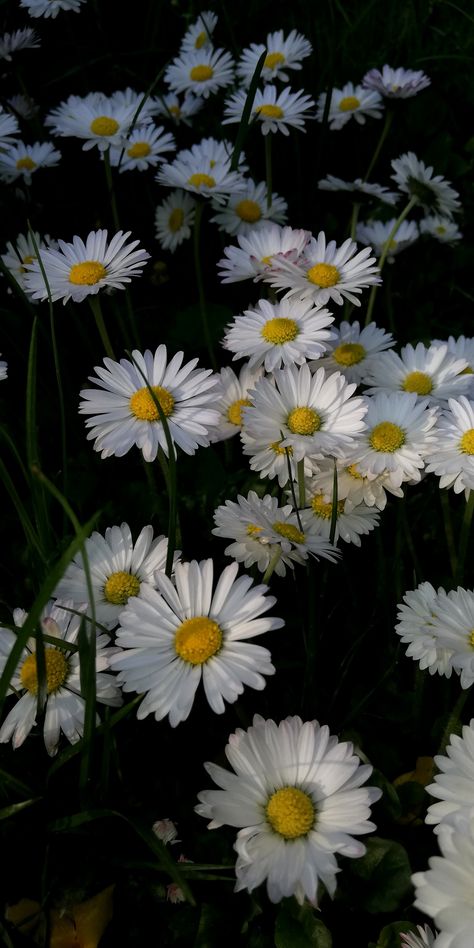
(345, 837), (413, 913)
(375, 921), (419, 948)
(275, 902), (332, 948)
(0, 797), (42, 820)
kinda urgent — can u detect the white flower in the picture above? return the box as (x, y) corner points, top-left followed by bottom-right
(356, 218), (419, 261)
(364, 342), (472, 406)
(157, 153), (245, 205)
(318, 174), (399, 206)
(110, 560), (283, 726)
(79, 345), (221, 461)
(0, 27), (40, 60)
(217, 223), (310, 284)
(153, 92), (203, 126)
(395, 582), (453, 678)
(0, 600), (122, 756)
(429, 587), (474, 689)
(308, 458), (403, 510)
(400, 925), (436, 948)
(155, 189), (196, 252)
(317, 82), (384, 130)
(210, 363), (264, 442)
(108, 124), (176, 172)
(434, 336), (474, 376)
(300, 485), (380, 547)
(177, 135), (243, 170)
(314, 320), (394, 385)
(45, 91), (151, 152)
(0, 140), (61, 185)
(23, 229), (149, 304)
(0, 108), (19, 148)
(196, 714), (381, 905)
(240, 429), (309, 488)
(236, 29), (312, 85)
(412, 816), (474, 947)
(223, 84), (315, 136)
(0, 355), (7, 381)
(425, 397), (474, 497)
(362, 65), (431, 98)
(1, 231), (55, 293)
(420, 215), (463, 244)
(391, 152), (461, 217)
(179, 10), (218, 54)
(210, 179), (287, 238)
(164, 47), (235, 99)
(20, 0), (85, 16)
(425, 720), (474, 832)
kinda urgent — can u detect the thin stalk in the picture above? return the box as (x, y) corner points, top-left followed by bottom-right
(297, 459), (306, 509)
(363, 108), (394, 182)
(88, 295), (116, 360)
(262, 547), (282, 584)
(456, 490), (474, 585)
(440, 489), (458, 580)
(436, 687), (470, 757)
(264, 133), (273, 210)
(349, 201), (361, 240)
(364, 195), (418, 326)
(193, 201), (217, 371)
(103, 146), (120, 232)
(329, 460), (339, 545)
(230, 49), (266, 172)
(284, 442), (303, 531)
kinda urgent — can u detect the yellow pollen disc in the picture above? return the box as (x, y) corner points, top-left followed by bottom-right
(194, 31), (207, 49)
(246, 523), (263, 536)
(261, 317), (299, 345)
(127, 141), (151, 158)
(272, 521), (305, 544)
(104, 570), (140, 605)
(169, 105), (181, 117)
(333, 342), (366, 366)
(16, 156), (36, 171)
(264, 51), (286, 70)
(346, 463), (363, 479)
(311, 494), (345, 520)
(190, 64), (214, 82)
(234, 199), (262, 223)
(175, 616), (222, 664)
(168, 208), (185, 232)
(459, 429), (474, 455)
(402, 371), (433, 395)
(261, 255), (273, 265)
(90, 116), (120, 136)
(307, 263), (340, 288)
(338, 95), (361, 112)
(69, 261), (107, 286)
(129, 384), (175, 421)
(266, 786), (315, 839)
(187, 172), (216, 189)
(270, 440), (292, 456)
(469, 630), (474, 649)
(256, 104), (284, 119)
(369, 421), (406, 453)
(20, 649), (68, 695)
(23, 255), (35, 265)
(287, 406), (321, 436)
(227, 398), (251, 427)
(435, 226), (446, 235)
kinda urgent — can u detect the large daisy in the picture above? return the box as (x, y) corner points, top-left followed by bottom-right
(217, 223), (310, 284)
(425, 397), (474, 496)
(316, 82), (384, 130)
(364, 342), (472, 405)
(236, 29), (312, 86)
(45, 91), (149, 152)
(223, 84), (315, 136)
(391, 152), (461, 218)
(164, 47), (235, 99)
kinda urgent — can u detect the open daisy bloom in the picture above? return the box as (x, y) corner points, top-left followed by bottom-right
(0, 140), (61, 184)
(314, 320), (395, 385)
(45, 91), (150, 152)
(362, 65), (431, 98)
(164, 47), (235, 99)
(391, 152), (461, 218)
(209, 363), (264, 442)
(364, 342), (472, 406)
(236, 29), (312, 86)
(223, 84), (315, 136)
(196, 714), (381, 905)
(217, 223), (310, 284)
(316, 82), (384, 130)
(395, 581), (454, 679)
(155, 189), (196, 252)
(179, 10), (218, 54)
(1, 231), (56, 293)
(425, 397), (474, 496)
(210, 179), (288, 238)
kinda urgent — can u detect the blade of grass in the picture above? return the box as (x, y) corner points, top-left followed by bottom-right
(230, 49), (266, 172)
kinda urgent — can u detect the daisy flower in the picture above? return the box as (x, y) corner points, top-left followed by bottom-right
(395, 582), (454, 678)
(412, 816), (474, 947)
(108, 124), (176, 172)
(243, 363), (367, 463)
(0, 599), (122, 756)
(45, 91), (150, 152)
(155, 189), (196, 252)
(364, 342), (472, 405)
(0, 140), (61, 185)
(391, 152), (461, 217)
(210, 179), (288, 238)
(1, 231), (55, 293)
(300, 486), (380, 547)
(0, 27), (40, 60)
(318, 174), (399, 206)
(164, 48), (235, 99)
(223, 84), (315, 136)
(217, 223), (310, 284)
(79, 345), (221, 461)
(240, 429), (308, 488)
(362, 65), (431, 98)
(424, 720), (474, 832)
(260, 231), (381, 307)
(153, 91), (203, 126)
(20, 0), (85, 15)
(109, 559), (283, 726)
(196, 714), (381, 905)
(434, 335), (474, 375)
(236, 29), (312, 86)
(179, 10), (218, 54)
(55, 522), (179, 629)
(420, 215), (463, 244)
(425, 397), (474, 496)
(223, 297), (334, 372)
(429, 587), (474, 689)
(0, 108), (20, 147)
(177, 136), (243, 170)
(317, 82), (384, 130)
(314, 320), (394, 385)
(308, 457), (403, 510)
(209, 363), (264, 442)
(0, 355), (7, 381)
(23, 229), (149, 304)
(356, 218), (419, 261)
(400, 926), (436, 948)
(156, 154), (245, 205)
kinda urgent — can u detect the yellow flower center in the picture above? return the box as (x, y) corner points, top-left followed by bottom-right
(333, 342), (366, 366)
(264, 51), (286, 70)
(256, 104), (284, 119)
(190, 64), (214, 82)
(227, 398), (251, 427)
(272, 521), (305, 544)
(127, 141), (151, 158)
(346, 463), (363, 479)
(234, 199), (262, 223)
(129, 384), (175, 421)
(169, 105), (181, 117)
(469, 630), (474, 649)
(174, 616), (222, 664)
(168, 208), (185, 232)
(287, 407), (321, 435)
(194, 30), (207, 49)
(369, 421), (406, 452)
(16, 157), (36, 171)
(103, 570), (140, 605)
(435, 226), (446, 235)
(261, 255), (273, 265)
(20, 649), (68, 695)
(90, 116), (120, 137)
(187, 172), (216, 189)
(338, 95), (361, 112)
(402, 371), (433, 396)
(266, 786), (315, 839)
(246, 523), (263, 537)
(459, 429), (474, 455)
(69, 261), (107, 286)
(307, 263), (340, 288)
(261, 317), (299, 345)
(311, 494), (345, 520)
(23, 255), (35, 265)
(270, 439), (292, 456)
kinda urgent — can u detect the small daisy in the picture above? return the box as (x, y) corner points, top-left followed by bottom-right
(0, 355), (7, 381)
(412, 816), (474, 947)
(260, 231), (381, 307)
(0, 599), (122, 756)
(425, 397), (474, 496)
(362, 65), (431, 98)
(391, 152), (461, 217)
(364, 342), (472, 405)
(179, 10), (218, 54)
(196, 714), (381, 905)
(318, 174), (399, 206)
(1, 231), (55, 293)
(314, 320), (395, 385)
(236, 29), (312, 86)
(223, 297), (334, 372)
(210, 363), (264, 442)
(356, 218), (419, 261)
(223, 84), (315, 136)
(5, 94), (39, 120)
(0, 27), (40, 60)
(157, 153), (245, 205)
(395, 582), (454, 678)
(155, 189), (196, 252)
(0, 140), (61, 185)
(317, 82), (384, 130)
(400, 926), (436, 948)
(164, 47), (235, 99)
(308, 458), (403, 510)
(420, 215), (463, 244)
(217, 223), (310, 284)
(20, 0), (85, 15)
(109, 559), (283, 726)
(177, 136), (243, 170)
(45, 91), (150, 152)
(108, 124), (176, 172)
(79, 345), (221, 461)
(300, 486), (380, 547)
(240, 429), (309, 488)
(153, 92), (204, 126)
(210, 179), (288, 238)
(429, 587), (474, 689)
(0, 108), (20, 147)
(23, 229), (150, 304)
(55, 522), (179, 629)
(424, 720), (474, 832)
(434, 336), (474, 378)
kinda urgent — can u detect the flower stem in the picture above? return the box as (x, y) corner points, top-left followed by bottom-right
(363, 108), (394, 182)
(364, 195), (418, 326)
(264, 133), (272, 210)
(349, 201), (361, 240)
(262, 547), (281, 584)
(440, 489), (458, 580)
(456, 490), (474, 585)
(193, 200), (217, 371)
(436, 687), (469, 757)
(103, 146), (121, 232)
(297, 459), (306, 509)
(88, 295), (116, 360)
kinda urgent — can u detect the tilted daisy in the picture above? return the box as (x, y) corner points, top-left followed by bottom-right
(0, 108), (20, 147)
(240, 429), (309, 488)
(362, 65), (431, 98)
(395, 582), (453, 678)
(260, 231), (381, 307)
(223, 84), (315, 136)
(391, 152), (461, 217)
(23, 229), (149, 304)
(45, 92), (150, 152)
(420, 215), (463, 244)
(434, 335), (474, 376)
(318, 174), (399, 206)
(412, 816), (474, 948)
(364, 342), (472, 405)
(400, 926), (436, 948)
(0, 599), (122, 756)
(110, 559), (283, 726)
(153, 91), (204, 126)
(174, 135), (241, 169)
(217, 223), (310, 284)
(79, 345), (221, 461)
(155, 189), (196, 252)
(179, 10), (218, 54)
(313, 320), (394, 385)
(0, 355), (7, 381)
(157, 154), (245, 205)
(1, 231), (55, 293)
(20, 0), (85, 15)
(0, 27), (40, 60)
(210, 179), (288, 238)
(196, 714), (381, 905)
(356, 218), (419, 261)
(55, 522), (179, 629)
(164, 48), (235, 99)
(236, 29), (312, 86)
(424, 720), (474, 832)
(429, 587), (474, 689)
(308, 457), (403, 510)
(108, 124), (176, 172)
(300, 486), (380, 547)
(209, 363), (264, 442)
(425, 397), (474, 496)
(0, 140), (61, 185)
(316, 82), (384, 130)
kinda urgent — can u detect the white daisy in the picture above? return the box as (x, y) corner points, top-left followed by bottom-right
(391, 153), (461, 217)
(300, 486), (380, 547)
(364, 342), (472, 406)
(79, 345), (221, 461)
(209, 363), (264, 442)
(217, 223), (310, 284)
(395, 582), (453, 678)
(156, 153), (245, 205)
(434, 336), (474, 376)
(0, 355), (7, 381)
(362, 65), (431, 98)
(210, 179), (288, 238)
(356, 218), (419, 261)
(1, 231), (55, 293)
(179, 10), (218, 54)
(45, 91), (150, 152)
(177, 135), (244, 170)
(412, 816), (474, 947)
(236, 29), (312, 86)
(164, 47), (235, 99)
(429, 587), (474, 689)
(155, 189), (196, 252)
(223, 297), (335, 372)
(314, 320), (395, 385)
(317, 82), (384, 130)
(55, 522), (179, 630)
(0, 140), (61, 185)
(0, 599), (122, 756)
(318, 174), (399, 206)
(420, 215), (463, 244)
(23, 229), (150, 304)
(308, 458), (403, 510)
(109, 559), (283, 726)
(196, 714), (381, 905)
(223, 84), (315, 136)
(425, 397), (474, 496)
(153, 91), (204, 126)
(400, 925), (436, 948)
(240, 429), (309, 488)
(0, 27), (40, 60)
(260, 231), (381, 307)
(424, 720), (474, 832)
(20, 0), (85, 16)
(0, 108), (19, 148)
(108, 124), (176, 172)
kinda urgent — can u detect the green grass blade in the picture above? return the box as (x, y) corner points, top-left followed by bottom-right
(230, 49), (266, 171)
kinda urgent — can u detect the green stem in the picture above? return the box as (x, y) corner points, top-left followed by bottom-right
(88, 295), (116, 360)
(103, 146), (120, 232)
(456, 490), (474, 585)
(349, 201), (361, 241)
(264, 133), (272, 210)
(297, 459), (306, 509)
(363, 108), (394, 182)
(262, 547), (281, 584)
(436, 688), (470, 757)
(440, 489), (458, 580)
(193, 201), (217, 370)
(364, 195), (418, 326)
(329, 460), (339, 545)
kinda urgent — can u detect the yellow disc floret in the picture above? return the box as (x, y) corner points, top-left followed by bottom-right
(338, 96), (361, 112)
(69, 261), (107, 286)
(369, 421), (406, 453)
(311, 494), (345, 520)
(127, 141), (151, 159)
(402, 371), (433, 396)
(333, 342), (366, 366)
(187, 172), (216, 189)
(459, 429), (474, 455)
(307, 263), (340, 288)
(287, 406), (321, 435)
(469, 630), (474, 649)
(346, 464), (363, 479)
(104, 570), (140, 605)
(20, 648), (68, 695)
(264, 51), (286, 70)
(261, 317), (299, 345)
(168, 208), (185, 232)
(266, 786), (315, 839)
(190, 64), (214, 82)
(270, 440), (293, 456)
(227, 398), (251, 427)
(90, 116), (120, 137)
(194, 31), (207, 50)
(256, 104), (284, 119)
(246, 523), (263, 537)
(16, 157), (36, 171)
(272, 521), (305, 544)
(129, 384), (175, 422)
(175, 616), (222, 664)
(234, 199), (262, 223)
